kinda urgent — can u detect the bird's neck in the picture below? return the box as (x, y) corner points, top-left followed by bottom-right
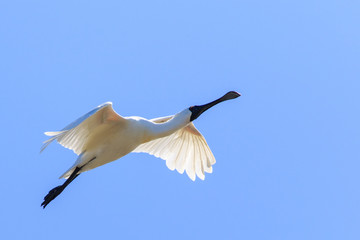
(148, 109), (191, 140)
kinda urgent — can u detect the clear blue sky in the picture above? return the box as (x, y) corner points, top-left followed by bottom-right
(1, 1), (359, 239)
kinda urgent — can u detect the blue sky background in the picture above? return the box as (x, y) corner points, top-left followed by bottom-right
(1, 1), (359, 239)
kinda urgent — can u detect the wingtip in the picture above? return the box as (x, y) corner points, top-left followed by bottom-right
(99, 101), (113, 107)
(197, 175), (205, 181)
(44, 131), (66, 136)
(186, 170), (196, 181)
(44, 131), (55, 136)
(40, 142), (51, 153)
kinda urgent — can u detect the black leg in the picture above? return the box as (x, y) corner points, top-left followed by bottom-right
(41, 167), (81, 209)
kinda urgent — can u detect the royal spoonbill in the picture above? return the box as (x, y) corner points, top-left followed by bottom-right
(41, 91), (240, 208)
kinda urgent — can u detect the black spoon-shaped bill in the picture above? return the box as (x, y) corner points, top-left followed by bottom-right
(189, 91), (241, 121)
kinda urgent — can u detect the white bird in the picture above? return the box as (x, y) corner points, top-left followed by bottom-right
(41, 91), (240, 208)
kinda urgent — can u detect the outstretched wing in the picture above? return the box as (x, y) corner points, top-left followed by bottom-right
(41, 102), (123, 155)
(133, 116), (216, 181)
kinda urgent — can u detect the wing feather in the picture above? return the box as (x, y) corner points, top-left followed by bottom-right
(132, 116), (216, 181)
(41, 102), (124, 155)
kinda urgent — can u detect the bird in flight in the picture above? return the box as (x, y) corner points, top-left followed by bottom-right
(41, 91), (240, 208)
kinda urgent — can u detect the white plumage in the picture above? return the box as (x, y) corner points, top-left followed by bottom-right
(42, 102), (215, 181)
(133, 117), (215, 180)
(40, 91), (240, 208)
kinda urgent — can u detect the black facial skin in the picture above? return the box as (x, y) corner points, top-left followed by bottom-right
(189, 91), (241, 122)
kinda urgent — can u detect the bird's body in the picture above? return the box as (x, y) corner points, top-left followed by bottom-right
(41, 91), (240, 208)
